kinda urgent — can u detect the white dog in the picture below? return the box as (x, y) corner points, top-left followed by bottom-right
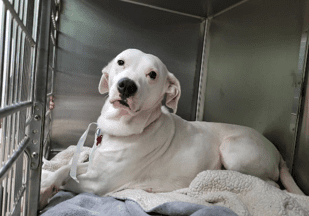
(40, 49), (304, 208)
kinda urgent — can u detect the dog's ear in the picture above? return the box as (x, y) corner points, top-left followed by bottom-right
(165, 72), (181, 113)
(98, 63), (111, 94)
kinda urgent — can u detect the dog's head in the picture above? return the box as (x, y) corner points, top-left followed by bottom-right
(99, 49), (181, 115)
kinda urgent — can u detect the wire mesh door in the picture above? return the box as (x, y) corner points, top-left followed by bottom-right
(0, 0), (58, 215)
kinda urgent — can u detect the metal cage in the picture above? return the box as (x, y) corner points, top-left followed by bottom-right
(1, 0), (309, 215)
(0, 0), (59, 215)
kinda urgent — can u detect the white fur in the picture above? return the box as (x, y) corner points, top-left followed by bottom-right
(40, 49), (304, 209)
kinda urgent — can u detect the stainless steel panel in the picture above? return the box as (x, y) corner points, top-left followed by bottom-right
(294, 69), (309, 195)
(203, 0), (305, 168)
(50, 0), (203, 151)
(293, 0), (309, 196)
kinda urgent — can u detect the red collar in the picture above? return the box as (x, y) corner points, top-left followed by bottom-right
(96, 135), (103, 146)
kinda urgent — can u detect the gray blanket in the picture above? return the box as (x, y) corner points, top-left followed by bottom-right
(40, 191), (238, 216)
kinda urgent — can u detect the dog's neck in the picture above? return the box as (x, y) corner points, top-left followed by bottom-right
(97, 100), (163, 136)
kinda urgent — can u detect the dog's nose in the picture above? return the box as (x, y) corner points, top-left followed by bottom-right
(117, 77), (138, 98)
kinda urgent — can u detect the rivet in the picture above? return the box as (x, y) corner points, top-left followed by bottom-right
(32, 129), (38, 134)
(33, 139), (38, 144)
(34, 115), (41, 121)
(32, 152), (38, 158)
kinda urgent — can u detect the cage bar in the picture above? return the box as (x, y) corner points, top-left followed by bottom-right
(0, 102), (32, 119)
(2, 0), (35, 46)
(0, 136), (30, 182)
(0, 0), (43, 215)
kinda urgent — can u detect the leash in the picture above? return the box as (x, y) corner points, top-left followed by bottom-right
(69, 122), (102, 182)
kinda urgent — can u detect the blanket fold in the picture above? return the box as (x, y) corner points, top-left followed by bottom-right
(40, 191), (237, 216)
(109, 170), (309, 216)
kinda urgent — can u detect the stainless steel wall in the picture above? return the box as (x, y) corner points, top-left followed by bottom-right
(50, 0), (203, 151)
(294, 77), (309, 195)
(294, 37), (309, 195)
(203, 0), (305, 168)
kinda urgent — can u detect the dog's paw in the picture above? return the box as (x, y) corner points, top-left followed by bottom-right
(39, 184), (59, 210)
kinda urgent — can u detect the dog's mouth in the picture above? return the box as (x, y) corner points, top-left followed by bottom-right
(111, 99), (130, 110)
(110, 97), (134, 111)
(118, 99), (129, 108)
(110, 97), (142, 114)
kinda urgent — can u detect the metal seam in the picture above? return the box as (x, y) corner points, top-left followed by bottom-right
(195, 19), (210, 121)
(211, 0), (249, 18)
(120, 0), (204, 20)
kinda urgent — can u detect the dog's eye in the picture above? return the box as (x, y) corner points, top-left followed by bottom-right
(117, 60), (124, 66)
(148, 71), (157, 80)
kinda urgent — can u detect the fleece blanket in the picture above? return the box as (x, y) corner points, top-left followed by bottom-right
(42, 146), (309, 216)
(109, 170), (309, 216)
(40, 191), (237, 216)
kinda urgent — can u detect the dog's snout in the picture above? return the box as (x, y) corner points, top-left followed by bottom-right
(117, 77), (138, 99)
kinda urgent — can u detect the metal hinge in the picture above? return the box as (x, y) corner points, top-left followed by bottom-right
(26, 102), (44, 170)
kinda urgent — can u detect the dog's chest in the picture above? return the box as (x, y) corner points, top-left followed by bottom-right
(89, 114), (175, 184)
(88, 114), (222, 193)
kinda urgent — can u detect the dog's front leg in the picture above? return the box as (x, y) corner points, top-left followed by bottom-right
(39, 163), (88, 209)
